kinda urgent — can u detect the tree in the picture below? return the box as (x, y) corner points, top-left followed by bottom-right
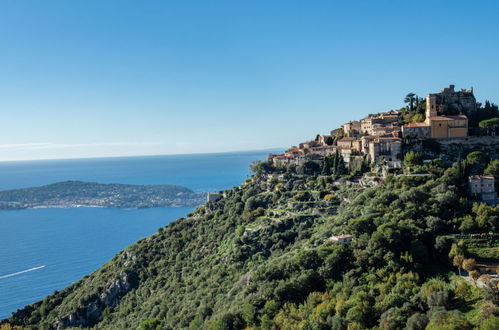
(138, 318), (161, 330)
(405, 313), (428, 330)
(299, 161), (321, 175)
(321, 155), (334, 175)
(469, 270), (480, 284)
(449, 241), (467, 259)
(405, 93), (416, 111)
(466, 151), (488, 175)
(425, 312), (472, 330)
(331, 151), (346, 176)
(480, 316), (499, 330)
(484, 160), (499, 190)
(479, 117), (499, 136)
(404, 151), (423, 168)
(462, 258), (476, 273)
(466, 151), (487, 165)
(453, 255), (465, 276)
(412, 113), (424, 123)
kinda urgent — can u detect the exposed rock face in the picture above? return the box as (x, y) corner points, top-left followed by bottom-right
(54, 271), (138, 329)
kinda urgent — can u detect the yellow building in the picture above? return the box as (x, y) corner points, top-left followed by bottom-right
(427, 115), (468, 138)
(423, 85), (471, 138)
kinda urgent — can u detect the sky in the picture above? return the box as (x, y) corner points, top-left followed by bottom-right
(0, 0), (499, 161)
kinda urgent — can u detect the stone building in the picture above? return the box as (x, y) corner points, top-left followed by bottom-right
(330, 128), (343, 137)
(361, 117), (384, 135)
(425, 85), (471, 138)
(342, 121), (361, 137)
(469, 175), (497, 203)
(402, 85), (471, 139)
(337, 137), (356, 148)
(360, 136), (376, 154)
(427, 115), (468, 138)
(368, 137), (402, 164)
(427, 84), (477, 116)
(317, 135), (333, 145)
(402, 122), (431, 138)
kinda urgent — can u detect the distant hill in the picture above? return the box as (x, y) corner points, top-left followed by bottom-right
(0, 181), (206, 209)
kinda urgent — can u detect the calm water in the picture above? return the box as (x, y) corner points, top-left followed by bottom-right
(0, 150), (275, 319)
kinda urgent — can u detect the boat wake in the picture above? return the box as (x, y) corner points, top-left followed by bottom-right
(0, 265), (46, 279)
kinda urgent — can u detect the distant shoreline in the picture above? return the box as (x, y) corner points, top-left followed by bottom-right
(0, 181), (207, 210)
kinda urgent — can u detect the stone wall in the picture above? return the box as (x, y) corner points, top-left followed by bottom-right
(404, 136), (499, 161)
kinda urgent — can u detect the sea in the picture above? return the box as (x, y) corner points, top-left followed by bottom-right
(0, 150), (276, 319)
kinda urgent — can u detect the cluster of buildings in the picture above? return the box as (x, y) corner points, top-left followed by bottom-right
(269, 85), (478, 168)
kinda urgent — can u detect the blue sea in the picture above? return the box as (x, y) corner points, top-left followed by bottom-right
(0, 150), (275, 319)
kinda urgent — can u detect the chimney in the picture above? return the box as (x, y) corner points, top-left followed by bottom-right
(449, 84), (455, 92)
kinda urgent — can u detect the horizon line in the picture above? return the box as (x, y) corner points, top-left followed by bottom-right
(0, 147), (284, 164)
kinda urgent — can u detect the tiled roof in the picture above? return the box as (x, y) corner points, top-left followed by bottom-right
(403, 122), (429, 128)
(333, 234), (353, 239)
(429, 115), (467, 121)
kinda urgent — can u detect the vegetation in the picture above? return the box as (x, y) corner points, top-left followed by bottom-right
(4, 153), (499, 329)
(479, 117), (499, 136)
(401, 93), (426, 124)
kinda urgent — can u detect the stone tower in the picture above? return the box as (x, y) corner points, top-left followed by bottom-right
(425, 94), (438, 124)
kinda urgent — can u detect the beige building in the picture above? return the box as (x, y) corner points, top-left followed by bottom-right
(368, 137), (402, 164)
(403, 85), (471, 139)
(329, 234), (353, 244)
(342, 121), (360, 137)
(402, 122), (430, 138)
(337, 137), (356, 148)
(427, 115), (468, 138)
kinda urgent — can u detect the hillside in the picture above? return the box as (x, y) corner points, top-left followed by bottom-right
(0, 181), (206, 209)
(2, 155), (499, 329)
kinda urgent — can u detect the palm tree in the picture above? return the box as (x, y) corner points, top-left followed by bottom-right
(404, 93), (416, 111)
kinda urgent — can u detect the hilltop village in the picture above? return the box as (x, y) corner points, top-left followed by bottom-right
(269, 85), (483, 169)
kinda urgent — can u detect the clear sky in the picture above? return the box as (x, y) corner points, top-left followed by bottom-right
(1, 0), (498, 161)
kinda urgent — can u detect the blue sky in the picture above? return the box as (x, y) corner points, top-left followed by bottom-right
(0, 0), (498, 161)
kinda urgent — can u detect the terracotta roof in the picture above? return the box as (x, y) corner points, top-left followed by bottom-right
(429, 115), (467, 121)
(377, 137), (402, 141)
(403, 122), (429, 128)
(338, 137), (356, 141)
(333, 234), (353, 239)
(469, 175), (494, 180)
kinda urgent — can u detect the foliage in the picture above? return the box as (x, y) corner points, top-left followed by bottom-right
(6, 157), (499, 330)
(404, 151), (423, 167)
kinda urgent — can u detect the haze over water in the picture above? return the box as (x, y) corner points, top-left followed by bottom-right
(0, 150), (275, 319)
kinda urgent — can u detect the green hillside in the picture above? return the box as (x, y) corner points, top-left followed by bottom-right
(4, 155), (499, 329)
(3, 156), (498, 329)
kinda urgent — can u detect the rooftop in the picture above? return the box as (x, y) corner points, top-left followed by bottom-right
(332, 234), (353, 239)
(403, 122), (428, 128)
(429, 115), (468, 121)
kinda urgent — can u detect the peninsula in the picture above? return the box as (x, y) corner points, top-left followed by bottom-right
(0, 181), (206, 209)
